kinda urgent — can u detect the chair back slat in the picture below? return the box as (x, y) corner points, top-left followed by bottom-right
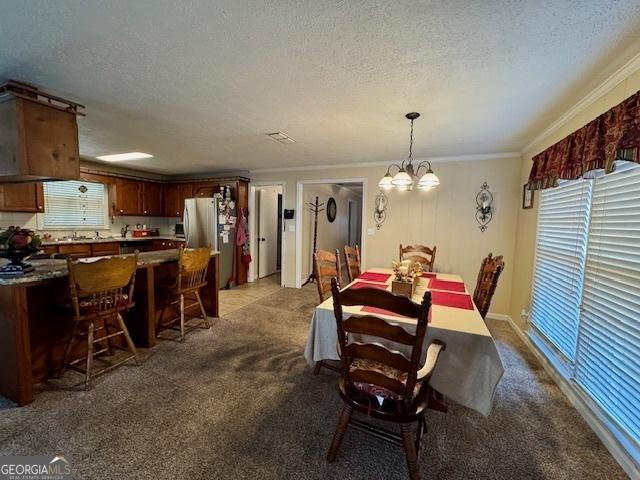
(342, 315), (416, 345)
(473, 252), (505, 318)
(343, 245), (361, 283)
(178, 247), (210, 292)
(314, 249), (341, 302)
(67, 253), (138, 317)
(399, 244), (436, 272)
(345, 343), (411, 372)
(331, 278), (431, 406)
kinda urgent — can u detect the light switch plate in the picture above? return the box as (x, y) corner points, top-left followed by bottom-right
(367, 228), (375, 236)
(288, 224), (295, 232)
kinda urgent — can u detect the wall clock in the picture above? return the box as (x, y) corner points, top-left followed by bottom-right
(326, 197), (337, 223)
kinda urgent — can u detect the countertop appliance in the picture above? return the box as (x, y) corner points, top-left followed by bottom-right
(174, 223), (184, 238)
(184, 197), (234, 288)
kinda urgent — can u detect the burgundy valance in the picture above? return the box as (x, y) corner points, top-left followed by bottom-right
(528, 89), (640, 190)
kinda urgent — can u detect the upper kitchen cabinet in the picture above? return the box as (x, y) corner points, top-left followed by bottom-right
(192, 182), (216, 197)
(142, 181), (163, 216)
(163, 183), (192, 217)
(113, 178), (141, 216)
(0, 182), (45, 212)
(0, 81), (83, 183)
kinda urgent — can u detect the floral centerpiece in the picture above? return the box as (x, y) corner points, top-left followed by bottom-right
(391, 259), (422, 297)
(0, 226), (42, 275)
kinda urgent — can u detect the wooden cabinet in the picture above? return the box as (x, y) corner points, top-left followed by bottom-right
(163, 183), (192, 217)
(114, 178), (141, 216)
(57, 243), (92, 259)
(0, 93), (80, 182)
(0, 182), (45, 212)
(192, 182), (217, 198)
(91, 242), (120, 256)
(142, 182), (163, 216)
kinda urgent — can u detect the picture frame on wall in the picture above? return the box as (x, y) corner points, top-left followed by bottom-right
(522, 184), (535, 209)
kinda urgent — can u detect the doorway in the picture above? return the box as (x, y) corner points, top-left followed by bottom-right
(250, 184), (284, 285)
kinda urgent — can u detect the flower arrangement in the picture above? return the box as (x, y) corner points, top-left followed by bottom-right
(392, 259), (423, 283)
(0, 227), (42, 275)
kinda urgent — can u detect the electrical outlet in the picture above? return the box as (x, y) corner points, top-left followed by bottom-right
(521, 308), (529, 319)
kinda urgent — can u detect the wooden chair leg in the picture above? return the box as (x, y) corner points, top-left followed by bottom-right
(85, 322), (94, 391)
(313, 361), (323, 375)
(327, 404), (353, 462)
(401, 423), (421, 480)
(156, 294), (169, 338)
(116, 313), (139, 365)
(57, 319), (80, 378)
(194, 290), (211, 329)
(179, 293), (185, 342)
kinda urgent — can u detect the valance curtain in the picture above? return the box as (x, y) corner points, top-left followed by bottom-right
(528, 89), (640, 190)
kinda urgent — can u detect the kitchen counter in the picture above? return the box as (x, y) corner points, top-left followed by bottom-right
(0, 248), (219, 406)
(0, 248), (215, 286)
(42, 235), (184, 246)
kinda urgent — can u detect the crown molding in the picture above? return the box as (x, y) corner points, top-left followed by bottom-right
(521, 51), (640, 155)
(249, 152), (520, 174)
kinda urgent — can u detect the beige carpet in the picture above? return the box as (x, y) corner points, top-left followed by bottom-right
(0, 281), (629, 479)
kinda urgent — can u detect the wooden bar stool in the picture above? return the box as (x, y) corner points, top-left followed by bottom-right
(158, 247), (211, 342)
(59, 253), (140, 390)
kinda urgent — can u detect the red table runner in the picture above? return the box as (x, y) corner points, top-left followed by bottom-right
(428, 278), (466, 293)
(357, 272), (391, 283)
(348, 281), (389, 291)
(421, 272), (436, 278)
(430, 291), (474, 310)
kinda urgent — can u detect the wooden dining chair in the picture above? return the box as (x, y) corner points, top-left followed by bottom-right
(158, 247), (212, 342)
(473, 253), (505, 319)
(59, 253), (139, 390)
(326, 278), (446, 480)
(313, 249), (341, 303)
(399, 244), (436, 272)
(343, 245), (361, 283)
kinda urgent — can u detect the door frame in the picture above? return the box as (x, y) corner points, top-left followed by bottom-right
(295, 177), (367, 288)
(248, 181), (286, 286)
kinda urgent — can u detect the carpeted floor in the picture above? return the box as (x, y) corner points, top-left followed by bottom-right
(0, 281), (628, 479)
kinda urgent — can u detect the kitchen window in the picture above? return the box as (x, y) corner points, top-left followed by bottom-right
(42, 180), (109, 229)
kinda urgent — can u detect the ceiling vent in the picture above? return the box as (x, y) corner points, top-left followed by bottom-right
(266, 132), (296, 144)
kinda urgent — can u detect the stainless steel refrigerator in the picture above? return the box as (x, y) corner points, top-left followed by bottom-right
(183, 197), (235, 288)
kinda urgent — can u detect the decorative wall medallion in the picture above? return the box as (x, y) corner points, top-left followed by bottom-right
(475, 182), (493, 232)
(374, 191), (388, 229)
(326, 197), (337, 223)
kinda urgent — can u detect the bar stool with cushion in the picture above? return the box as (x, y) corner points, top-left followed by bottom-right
(399, 244), (436, 272)
(158, 247), (211, 342)
(343, 245), (361, 283)
(313, 249), (341, 303)
(473, 252), (505, 319)
(326, 278), (446, 480)
(59, 253), (140, 390)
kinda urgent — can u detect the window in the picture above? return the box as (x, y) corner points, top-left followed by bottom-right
(530, 179), (592, 361)
(531, 162), (640, 448)
(42, 180), (108, 229)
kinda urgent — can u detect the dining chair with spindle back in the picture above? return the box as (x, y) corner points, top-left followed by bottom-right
(326, 278), (446, 480)
(343, 245), (361, 283)
(399, 244), (436, 272)
(473, 253), (505, 319)
(313, 249), (341, 303)
(158, 247), (212, 342)
(59, 253), (140, 390)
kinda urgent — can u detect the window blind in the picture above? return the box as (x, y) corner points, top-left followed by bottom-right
(530, 179), (593, 361)
(575, 162), (640, 444)
(43, 180), (108, 228)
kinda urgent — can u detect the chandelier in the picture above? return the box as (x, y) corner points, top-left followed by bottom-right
(378, 112), (440, 191)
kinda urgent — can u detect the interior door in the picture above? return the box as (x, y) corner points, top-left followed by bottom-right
(258, 188), (279, 278)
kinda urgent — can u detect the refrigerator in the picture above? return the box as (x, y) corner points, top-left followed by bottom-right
(183, 197), (235, 288)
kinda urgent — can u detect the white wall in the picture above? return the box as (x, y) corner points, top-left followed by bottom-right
(251, 154), (521, 315)
(300, 183), (362, 282)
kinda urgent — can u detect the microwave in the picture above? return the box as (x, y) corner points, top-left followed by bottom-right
(174, 223), (185, 238)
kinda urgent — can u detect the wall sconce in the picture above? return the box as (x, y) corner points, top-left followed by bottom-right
(475, 182), (493, 232)
(374, 191), (388, 229)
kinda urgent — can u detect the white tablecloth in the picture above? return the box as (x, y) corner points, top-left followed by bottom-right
(304, 268), (504, 416)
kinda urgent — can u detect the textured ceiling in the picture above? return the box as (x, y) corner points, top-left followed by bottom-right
(1, 1), (640, 174)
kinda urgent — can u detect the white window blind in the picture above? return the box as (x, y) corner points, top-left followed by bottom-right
(530, 179), (593, 361)
(43, 180), (108, 228)
(575, 162), (640, 444)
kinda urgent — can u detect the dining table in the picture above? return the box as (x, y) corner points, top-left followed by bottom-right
(304, 267), (504, 416)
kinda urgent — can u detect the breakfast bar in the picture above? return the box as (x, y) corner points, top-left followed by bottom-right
(0, 249), (219, 406)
